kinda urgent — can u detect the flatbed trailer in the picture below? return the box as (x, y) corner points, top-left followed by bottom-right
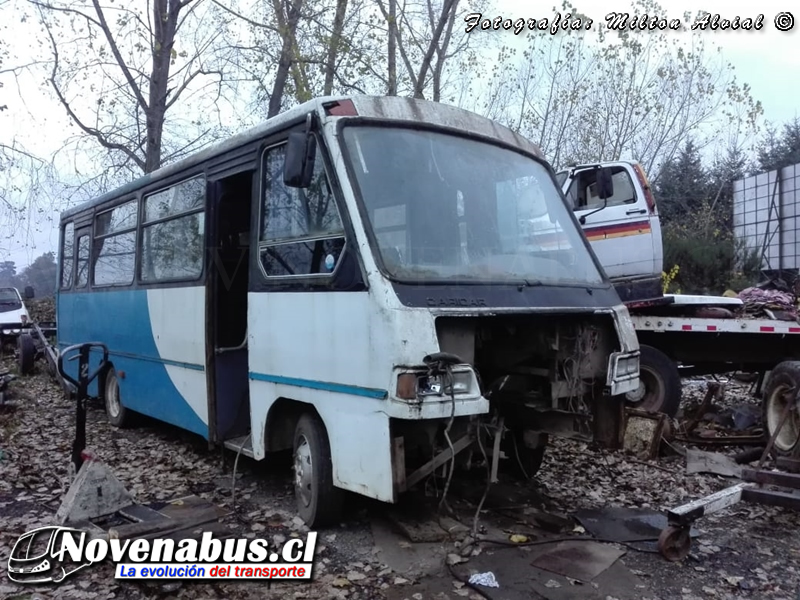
(622, 293), (800, 455)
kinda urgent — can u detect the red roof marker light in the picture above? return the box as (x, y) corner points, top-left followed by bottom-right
(323, 99), (358, 116)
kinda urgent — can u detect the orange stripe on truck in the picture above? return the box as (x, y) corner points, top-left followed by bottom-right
(583, 220), (651, 242)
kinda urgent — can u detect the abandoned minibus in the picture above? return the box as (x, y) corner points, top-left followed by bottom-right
(56, 95), (640, 527)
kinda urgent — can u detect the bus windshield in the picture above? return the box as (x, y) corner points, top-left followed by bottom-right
(341, 126), (605, 286)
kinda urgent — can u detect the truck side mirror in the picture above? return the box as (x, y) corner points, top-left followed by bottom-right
(596, 167), (614, 200)
(23, 286), (34, 299)
(283, 117), (317, 188)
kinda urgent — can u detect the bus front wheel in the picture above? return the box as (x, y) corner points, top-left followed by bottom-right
(104, 369), (132, 428)
(293, 412), (343, 528)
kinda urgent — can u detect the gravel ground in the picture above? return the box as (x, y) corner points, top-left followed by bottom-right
(0, 356), (798, 600)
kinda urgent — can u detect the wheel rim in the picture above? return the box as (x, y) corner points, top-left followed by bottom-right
(658, 526), (691, 562)
(106, 374), (121, 419)
(625, 366), (665, 412)
(766, 383), (800, 453)
(294, 434), (313, 508)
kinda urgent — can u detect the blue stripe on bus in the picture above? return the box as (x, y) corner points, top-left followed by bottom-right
(57, 290), (209, 439)
(249, 372), (388, 399)
(57, 342), (205, 372)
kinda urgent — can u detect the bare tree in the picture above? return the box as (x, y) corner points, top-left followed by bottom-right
(373, 0), (465, 100)
(470, 0), (763, 181)
(28, 0), (234, 175)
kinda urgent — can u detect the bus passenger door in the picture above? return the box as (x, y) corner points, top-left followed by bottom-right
(206, 173), (253, 443)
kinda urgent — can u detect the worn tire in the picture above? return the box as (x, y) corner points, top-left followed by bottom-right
(17, 333), (35, 375)
(104, 369), (132, 428)
(625, 345), (682, 417)
(293, 412), (343, 528)
(762, 361), (800, 455)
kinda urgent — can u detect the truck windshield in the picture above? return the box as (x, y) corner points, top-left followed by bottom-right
(0, 288), (22, 312)
(341, 126), (605, 286)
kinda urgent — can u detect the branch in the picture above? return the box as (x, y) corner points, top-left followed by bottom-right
(210, 0), (279, 33)
(27, 0), (102, 27)
(39, 14), (145, 171)
(165, 68), (222, 110)
(90, 0), (149, 112)
(375, 0), (417, 91)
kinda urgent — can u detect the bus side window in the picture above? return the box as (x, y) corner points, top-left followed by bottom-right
(76, 235), (90, 288)
(259, 142), (346, 277)
(141, 177), (205, 282)
(61, 222), (75, 290)
(93, 200), (138, 286)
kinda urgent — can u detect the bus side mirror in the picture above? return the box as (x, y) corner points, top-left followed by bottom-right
(24, 286), (34, 299)
(284, 131), (317, 188)
(595, 167), (614, 200)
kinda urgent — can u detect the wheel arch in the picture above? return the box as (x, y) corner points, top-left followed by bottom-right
(264, 396), (321, 452)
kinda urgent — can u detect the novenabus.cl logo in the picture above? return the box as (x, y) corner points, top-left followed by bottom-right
(7, 526), (94, 584)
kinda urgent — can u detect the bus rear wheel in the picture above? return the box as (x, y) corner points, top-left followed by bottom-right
(293, 412), (343, 528)
(104, 369), (132, 428)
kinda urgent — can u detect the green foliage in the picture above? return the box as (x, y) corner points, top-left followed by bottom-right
(662, 200), (760, 295)
(756, 117), (800, 173)
(0, 253), (57, 298)
(655, 140), (712, 223)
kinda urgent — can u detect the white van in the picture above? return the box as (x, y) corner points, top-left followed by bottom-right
(0, 287), (32, 338)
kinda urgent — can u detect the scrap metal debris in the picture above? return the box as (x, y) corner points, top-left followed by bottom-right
(738, 286), (798, 320)
(574, 507), (699, 550)
(685, 449), (743, 478)
(677, 378), (765, 446)
(530, 540), (626, 582)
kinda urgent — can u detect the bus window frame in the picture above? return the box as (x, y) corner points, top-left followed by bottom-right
(256, 133), (350, 283)
(75, 230), (92, 289)
(138, 173), (208, 286)
(60, 221), (76, 291)
(91, 197), (139, 288)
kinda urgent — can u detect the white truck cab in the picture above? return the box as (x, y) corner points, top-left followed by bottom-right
(0, 287), (32, 338)
(557, 162), (664, 303)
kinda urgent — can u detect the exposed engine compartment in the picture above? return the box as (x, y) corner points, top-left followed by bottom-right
(390, 313), (629, 494)
(435, 313), (622, 441)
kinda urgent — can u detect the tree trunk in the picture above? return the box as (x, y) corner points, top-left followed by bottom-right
(144, 0), (181, 173)
(323, 0), (348, 95)
(412, 0), (456, 100)
(268, 0), (306, 118)
(431, 0), (458, 102)
(387, 0), (397, 95)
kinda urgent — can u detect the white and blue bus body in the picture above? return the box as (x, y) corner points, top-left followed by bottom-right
(57, 96), (640, 526)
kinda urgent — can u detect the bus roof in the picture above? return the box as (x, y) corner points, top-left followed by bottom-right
(60, 95), (544, 221)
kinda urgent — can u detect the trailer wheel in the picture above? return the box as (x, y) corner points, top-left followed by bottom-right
(762, 362), (800, 455)
(625, 345), (681, 417)
(104, 369), (132, 428)
(17, 333), (36, 375)
(658, 525), (691, 562)
(293, 412), (343, 528)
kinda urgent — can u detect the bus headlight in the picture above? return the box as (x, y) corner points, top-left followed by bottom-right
(396, 370), (476, 400)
